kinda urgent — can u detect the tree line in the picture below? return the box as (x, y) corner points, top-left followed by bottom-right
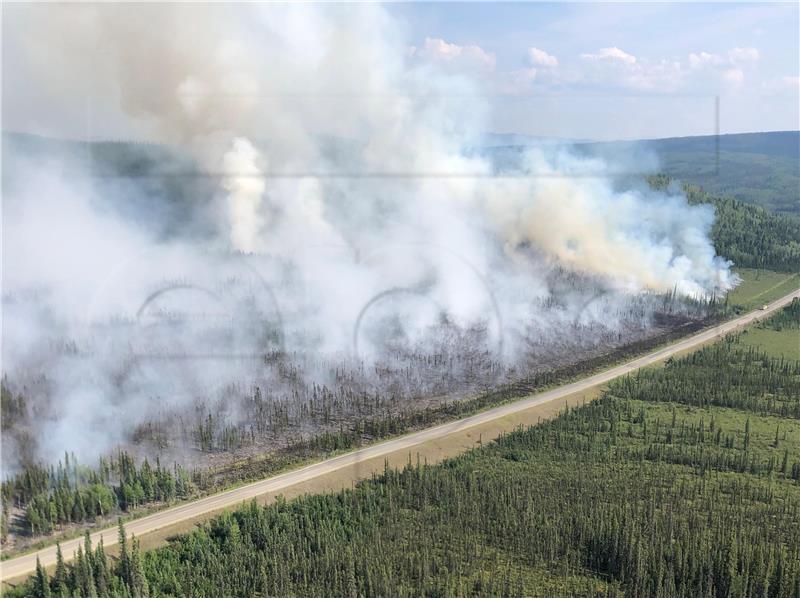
(2, 452), (194, 539)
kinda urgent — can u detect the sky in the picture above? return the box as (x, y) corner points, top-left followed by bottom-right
(3, 2), (798, 142)
(391, 2), (799, 139)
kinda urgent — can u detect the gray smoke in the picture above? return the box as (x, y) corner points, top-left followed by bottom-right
(2, 4), (735, 468)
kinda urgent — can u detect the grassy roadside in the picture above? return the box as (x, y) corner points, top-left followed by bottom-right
(739, 326), (799, 360)
(727, 268), (800, 312)
(733, 269), (799, 361)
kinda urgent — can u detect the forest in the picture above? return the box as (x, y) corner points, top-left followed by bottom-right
(11, 299), (800, 597)
(4, 2), (799, 593)
(685, 185), (800, 273)
(650, 131), (800, 216)
(3, 169), (799, 552)
(0, 306), (714, 549)
(1, 451), (195, 539)
(612, 132), (800, 215)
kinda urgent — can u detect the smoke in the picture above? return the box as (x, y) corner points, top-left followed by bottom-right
(2, 4), (736, 467)
(222, 138), (267, 253)
(480, 150), (736, 296)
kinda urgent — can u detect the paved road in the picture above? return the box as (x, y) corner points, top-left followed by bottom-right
(3, 288), (799, 582)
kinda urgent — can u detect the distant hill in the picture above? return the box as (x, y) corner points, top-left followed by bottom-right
(480, 132), (594, 147)
(6, 130), (799, 219)
(2, 132), (217, 242)
(640, 130), (799, 158)
(596, 131), (799, 215)
(484, 131), (799, 215)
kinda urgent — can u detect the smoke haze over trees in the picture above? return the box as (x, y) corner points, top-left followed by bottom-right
(3, 4), (741, 473)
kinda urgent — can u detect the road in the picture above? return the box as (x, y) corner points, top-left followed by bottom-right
(2, 288), (799, 582)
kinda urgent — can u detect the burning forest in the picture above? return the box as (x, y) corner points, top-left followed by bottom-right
(2, 4), (736, 477)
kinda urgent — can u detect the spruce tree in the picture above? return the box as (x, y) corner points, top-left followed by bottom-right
(94, 538), (109, 596)
(130, 536), (149, 597)
(52, 542), (68, 596)
(33, 557), (51, 598)
(117, 519), (131, 588)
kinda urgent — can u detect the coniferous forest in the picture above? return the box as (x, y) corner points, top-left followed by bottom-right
(3, 2), (800, 594)
(0, 293), (720, 549)
(12, 300), (800, 597)
(2, 171), (797, 555)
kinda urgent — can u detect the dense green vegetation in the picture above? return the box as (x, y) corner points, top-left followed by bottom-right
(25, 526), (148, 598)
(14, 301), (800, 597)
(687, 185), (800, 273)
(1, 450), (194, 539)
(653, 132), (800, 216)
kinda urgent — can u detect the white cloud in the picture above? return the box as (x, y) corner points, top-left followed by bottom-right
(728, 46), (760, 64)
(527, 47), (558, 68)
(577, 47), (681, 91)
(689, 48), (759, 71)
(503, 48), (561, 94)
(688, 52), (723, 70)
(723, 68), (745, 86)
(687, 48), (759, 88)
(410, 37), (496, 71)
(580, 46), (637, 65)
(571, 46), (758, 92)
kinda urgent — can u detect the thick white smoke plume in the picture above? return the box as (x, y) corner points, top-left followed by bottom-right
(2, 4), (736, 466)
(222, 138), (267, 253)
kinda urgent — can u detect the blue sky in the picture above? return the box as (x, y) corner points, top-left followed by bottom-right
(391, 2), (799, 139)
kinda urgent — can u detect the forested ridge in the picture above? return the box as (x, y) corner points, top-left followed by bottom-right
(13, 300), (800, 597)
(633, 132), (800, 214)
(489, 131), (800, 214)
